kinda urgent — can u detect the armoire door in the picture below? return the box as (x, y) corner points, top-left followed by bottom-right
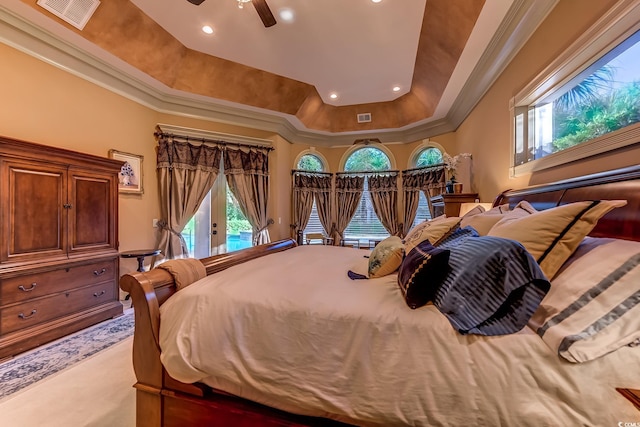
(68, 169), (118, 256)
(0, 159), (68, 264)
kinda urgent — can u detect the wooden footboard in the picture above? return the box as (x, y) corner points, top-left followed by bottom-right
(120, 238), (351, 427)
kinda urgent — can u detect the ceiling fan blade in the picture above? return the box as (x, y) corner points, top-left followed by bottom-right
(251, 0), (277, 27)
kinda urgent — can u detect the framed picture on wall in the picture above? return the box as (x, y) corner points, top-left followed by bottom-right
(109, 149), (144, 194)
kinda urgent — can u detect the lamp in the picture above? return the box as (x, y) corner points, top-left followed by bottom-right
(459, 202), (493, 217)
(237, 0), (251, 8)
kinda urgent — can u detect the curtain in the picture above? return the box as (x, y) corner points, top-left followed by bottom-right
(333, 175), (364, 245)
(155, 137), (221, 261)
(291, 173), (321, 238)
(401, 167), (446, 236)
(314, 175), (333, 237)
(368, 174), (400, 236)
(224, 147), (271, 246)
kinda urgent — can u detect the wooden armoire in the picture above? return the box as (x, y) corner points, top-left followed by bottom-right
(0, 136), (123, 360)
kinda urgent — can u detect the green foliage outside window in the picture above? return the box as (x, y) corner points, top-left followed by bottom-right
(344, 147), (391, 171)
(297, 154), (324, 171)
(226, 187), (251, 235)
(415, 148), (443, 167)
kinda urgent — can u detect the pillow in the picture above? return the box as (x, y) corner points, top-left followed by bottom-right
(460, 203), (515, 235)
(397, 240), (450, 309)
(436, 225), (480, 248)
(488, 200), (627, 278)
(368, 236), (405, 278)
(529, 237), (640, 362)
(157, 258), (207, 291)
(403, 216), (461, 253)
(434, 236), (550, 335)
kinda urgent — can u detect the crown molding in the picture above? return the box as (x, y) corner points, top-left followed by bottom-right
(0, 1), (555, 147)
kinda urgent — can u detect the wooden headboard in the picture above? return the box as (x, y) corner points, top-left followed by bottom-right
(494, 165), (640, 242)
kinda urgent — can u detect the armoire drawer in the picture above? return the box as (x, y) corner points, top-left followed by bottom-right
(0, 281), (116, 335)
(0, 259), (116, 306)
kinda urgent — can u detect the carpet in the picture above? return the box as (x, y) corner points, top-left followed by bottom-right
(0, 310), (134, 400)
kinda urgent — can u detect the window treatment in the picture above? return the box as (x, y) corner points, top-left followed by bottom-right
(333, 175), (365, 245)
(155, 137), (221, 261)
(368, 174), (400, 236)
(224, 147), (271, 246)
(401, 167), (446, 236)
(291, 172), (333, 239)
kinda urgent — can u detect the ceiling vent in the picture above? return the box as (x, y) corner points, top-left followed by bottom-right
(37, 0), (101, 30)
(357, 113), (372, 123)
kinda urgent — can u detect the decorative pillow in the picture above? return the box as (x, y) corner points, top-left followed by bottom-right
(460, 204), (486, 219)
(459, 203), (514, 235)
(433, 236), (550, 335)
(436, 226), (480, 248)
(397, 240), (450, 309)
(403, 216), (461, 253)
(368, 236), (405, 278)
(157, 258), (207, 291)
(529, 237), (640, 363)
(488, 200), (627, 279)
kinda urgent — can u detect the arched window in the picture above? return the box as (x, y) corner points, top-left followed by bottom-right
(297, 153), (324, 171)
(415, 147), (443, 167)
(343, 147), (392, 246)
(297, 152), (327, 238)
(410, 145), (444, 228)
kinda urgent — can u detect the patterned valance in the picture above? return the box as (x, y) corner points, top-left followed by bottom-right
(156, 137), (221, 173)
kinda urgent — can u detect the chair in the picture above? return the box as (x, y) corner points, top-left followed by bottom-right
(305, 232), (328, 245)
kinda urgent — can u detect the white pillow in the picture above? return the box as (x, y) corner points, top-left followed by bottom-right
(529, 237), (640, 363)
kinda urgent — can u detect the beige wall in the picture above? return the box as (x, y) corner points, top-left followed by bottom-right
(0, 42), (291, 275)
(3, 0), (634, 274)
(455, 0), (638, 202)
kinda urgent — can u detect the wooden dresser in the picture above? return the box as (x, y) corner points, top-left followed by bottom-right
(0, 136), (123, 359)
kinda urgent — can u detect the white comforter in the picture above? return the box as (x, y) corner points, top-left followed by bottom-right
(159, 245), (640, 426)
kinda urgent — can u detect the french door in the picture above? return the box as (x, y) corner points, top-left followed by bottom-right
(182, 175), (253, 258)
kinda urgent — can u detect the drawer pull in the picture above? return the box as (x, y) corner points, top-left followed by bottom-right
(18, 283), (37, 292)
(93, 268), (107, 276)
(18, 309), (37, 320)
(93, 290), (106, 297)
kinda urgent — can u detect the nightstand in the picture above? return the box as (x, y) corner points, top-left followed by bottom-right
(617, 388), (640, 410)
(430, 193), (479, 217)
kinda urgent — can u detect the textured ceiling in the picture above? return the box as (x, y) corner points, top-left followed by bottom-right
(0, 0), (557, 144)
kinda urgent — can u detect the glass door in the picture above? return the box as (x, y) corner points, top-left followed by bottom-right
(182, 175), (253, 258)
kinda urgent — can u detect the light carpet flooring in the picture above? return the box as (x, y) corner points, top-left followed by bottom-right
(0, 335), (136, 427)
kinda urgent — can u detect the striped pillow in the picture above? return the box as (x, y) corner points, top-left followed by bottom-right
(434, 236), (550, 336)
(397, 240), (450, 309)
(488, 200), (627, 278)
(529, 237), (640, 363)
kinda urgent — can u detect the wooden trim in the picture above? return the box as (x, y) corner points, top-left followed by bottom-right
(617, 388), (640, 411)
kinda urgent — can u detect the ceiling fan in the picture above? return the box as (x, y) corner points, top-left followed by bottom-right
(186, 0), (277, 28)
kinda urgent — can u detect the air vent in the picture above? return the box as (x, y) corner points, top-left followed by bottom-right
(357, 113), (372, 123)
(37, 0), (101, 30)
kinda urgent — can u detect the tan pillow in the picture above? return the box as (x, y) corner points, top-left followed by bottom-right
(460, 202), (522, 235)
(403, 216), (461, 253)
(488, 200), (627, 278)
(157, 258), (207, 290)
(368, 236), (405, 278)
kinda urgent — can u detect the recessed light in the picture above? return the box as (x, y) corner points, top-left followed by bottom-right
(202, 25), (214, 34)
(279, 8), (294, 22)
(392, 86), (401, 92)
(330, 93), (338, 100)
(371, 0), (382, 3)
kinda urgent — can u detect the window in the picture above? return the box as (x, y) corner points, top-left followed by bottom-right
(297, 154), (324, 171)
(297, 152), (328, 237)
(410, 145), (442, 228)
(343, 147), (392, 245)
(512, 5), (640, 175)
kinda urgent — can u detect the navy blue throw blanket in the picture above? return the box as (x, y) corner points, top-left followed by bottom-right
(434, 236), (550, 336)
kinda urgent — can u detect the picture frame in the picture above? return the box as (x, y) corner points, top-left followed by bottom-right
(109, 149), (144, 194)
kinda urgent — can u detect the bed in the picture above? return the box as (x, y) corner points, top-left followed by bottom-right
(120, 165), (640, 426)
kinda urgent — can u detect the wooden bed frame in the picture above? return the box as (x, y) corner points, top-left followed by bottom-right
(120, 165), (640, 427)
